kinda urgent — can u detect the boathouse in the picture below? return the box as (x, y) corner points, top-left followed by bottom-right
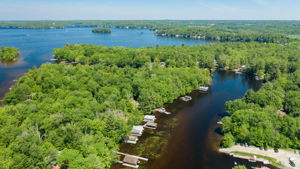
(144, 121), (157, 129)
(124, 135), (138, 144)
(131, 126), (144, 136)
(143, 115), (156, 122)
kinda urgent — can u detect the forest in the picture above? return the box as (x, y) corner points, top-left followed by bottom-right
(0, 46), (211, 168)
(92, 28), (111, 34)
(221, 45), (300, 149)
(0, 41), (299, 168)
(53, 42), (300, 80)
(0, 47), (19, 62)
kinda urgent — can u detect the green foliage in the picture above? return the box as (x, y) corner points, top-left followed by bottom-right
(222, 51), (300, 149)
(221, 133), (235, 148)
(232, 165), (247, 169)
(284, 91), (300, 116)
(0, 44), (211, 168)
(92, 28), (111, 34)
(0, 47), (19, 62)
(1, 40), (300, 168)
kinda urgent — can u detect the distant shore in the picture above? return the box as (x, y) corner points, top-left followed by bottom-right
(219, 145), (300, 169)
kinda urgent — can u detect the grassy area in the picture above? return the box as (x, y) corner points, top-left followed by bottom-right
(231, 151), (284, 168)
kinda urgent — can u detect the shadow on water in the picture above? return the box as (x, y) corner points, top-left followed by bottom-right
(111, 71), (278, 169)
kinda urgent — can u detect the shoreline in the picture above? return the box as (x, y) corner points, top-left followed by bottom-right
(219, 145), (300, 169)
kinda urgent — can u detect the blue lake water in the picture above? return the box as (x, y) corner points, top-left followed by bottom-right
(0, 27), (211, 98)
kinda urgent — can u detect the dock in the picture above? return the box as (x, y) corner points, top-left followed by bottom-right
(180, 96), (192, 102)
(155, 107), (171, 114)
(143, 121), (157, 129)
(115, 151), (148, 168)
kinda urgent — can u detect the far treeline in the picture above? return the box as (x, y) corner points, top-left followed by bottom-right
(156, 27), (291, 43)
(1, 20), (300, 43)
(0, 47), (19, 62)
(0, 42), (299, 168)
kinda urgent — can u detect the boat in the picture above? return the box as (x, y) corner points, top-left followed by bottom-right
(180, 96), (192, 102)
(198, 86), (209, 91)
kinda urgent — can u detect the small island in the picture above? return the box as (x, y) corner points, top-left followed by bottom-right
(0, 47), (20, 62)
(92, 28), (112, 34)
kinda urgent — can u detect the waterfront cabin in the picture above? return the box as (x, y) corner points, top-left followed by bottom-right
(143, 115), (156, 122)
(144, 121), (157, 129)
(181, 96), (192, 102)
(131, 126), (144, 136)
(198, 86), (209, 92)
(124, 135), (138, 144)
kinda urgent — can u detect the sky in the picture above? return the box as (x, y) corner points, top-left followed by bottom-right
(0, 0), (299, 20)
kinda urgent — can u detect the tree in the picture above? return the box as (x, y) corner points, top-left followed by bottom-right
(232, 165), (247, 169)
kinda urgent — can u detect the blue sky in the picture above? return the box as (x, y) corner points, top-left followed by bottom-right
(0, 0), (299, 20)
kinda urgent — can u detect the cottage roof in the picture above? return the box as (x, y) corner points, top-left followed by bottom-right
(144, 115), (156, 120)
(125, 135), (138, 140)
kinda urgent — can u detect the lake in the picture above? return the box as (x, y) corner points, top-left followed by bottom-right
(0, 27), (211, 99)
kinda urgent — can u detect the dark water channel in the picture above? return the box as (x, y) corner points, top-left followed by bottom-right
(112, 71), (278, 169)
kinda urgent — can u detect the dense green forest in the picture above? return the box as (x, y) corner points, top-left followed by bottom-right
(221, 47), (300, 149)
(1, 20), (300, 42)
(0, 46), (210, 168)
(55, 42), (300, 149)
(92, 28), (111, 34)
(53, 42), (300, 80)
(0, 47), (19, 62)
(0, 41), (299, 168)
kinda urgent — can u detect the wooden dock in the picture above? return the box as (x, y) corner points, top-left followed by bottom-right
(114, 151), (148, 168)
(116, 151), (148, 161)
